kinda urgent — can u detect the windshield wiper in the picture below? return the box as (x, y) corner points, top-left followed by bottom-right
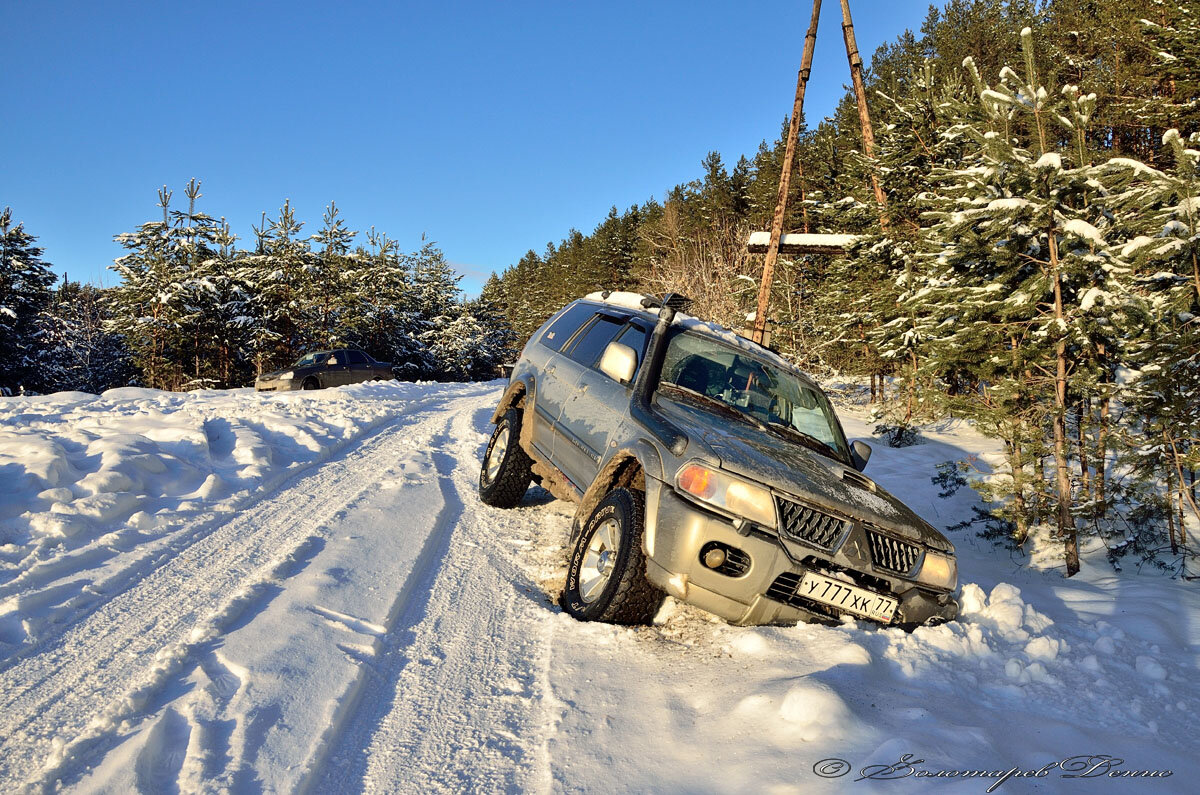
(764, 420), (844, 462)
(660, 383), (770, 434)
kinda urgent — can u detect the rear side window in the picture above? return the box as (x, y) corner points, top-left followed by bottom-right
(347, 350), (368, 364)
(564, 316), (625, 367)
(540, 304), (598, 352)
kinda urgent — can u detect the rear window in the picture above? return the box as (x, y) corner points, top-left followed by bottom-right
(539, 303), (598, 352)
(564, 316), (625, 367)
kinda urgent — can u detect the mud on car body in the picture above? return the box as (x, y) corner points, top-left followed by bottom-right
(479, 292), (959, 628)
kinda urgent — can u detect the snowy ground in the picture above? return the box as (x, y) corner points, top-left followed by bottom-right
(0, 381), (1196, 793)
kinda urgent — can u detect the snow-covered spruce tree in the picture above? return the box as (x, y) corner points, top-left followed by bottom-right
(1134, 0), (1200, 142)
(305, 202), (357, 350)
(911, 31), (1127, 573)
(239, 201), (313, 374)
(1102, 128), (1200, 572)
(863, 62), (966, 424)
(169, 179), (227, 389)
(352, 227), (426, 374)
(109, 187), (190, 389)
(34, 278), (134, 393)
(428, 295), (513, 381)
(194, 218), (254, 388)
(408, 241), (464, 378)
(0, 207), (56, 393)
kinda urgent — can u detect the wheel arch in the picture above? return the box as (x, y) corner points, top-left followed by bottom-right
(573, 442), (663, 536)
(491, 378), (532, 424)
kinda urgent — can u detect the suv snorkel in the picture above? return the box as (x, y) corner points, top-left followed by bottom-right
(630, 293), (690, 456)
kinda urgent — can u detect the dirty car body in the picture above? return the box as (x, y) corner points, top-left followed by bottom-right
(482, 292), (959, 628)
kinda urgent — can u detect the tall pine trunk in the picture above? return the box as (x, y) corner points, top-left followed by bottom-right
(1049, 231), (1080, 576)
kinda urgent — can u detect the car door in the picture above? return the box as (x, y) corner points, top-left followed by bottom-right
(527, 303), (602, 461)
(346, 350), (372, 384)
(549, 314), (631, 489)
(324, 350), (353, 386)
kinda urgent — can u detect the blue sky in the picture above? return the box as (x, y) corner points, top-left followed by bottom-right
(2, 1), (940, 296)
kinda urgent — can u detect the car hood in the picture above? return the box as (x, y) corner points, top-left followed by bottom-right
(656, 397), (952, 552)
(259, 369), (289, 380)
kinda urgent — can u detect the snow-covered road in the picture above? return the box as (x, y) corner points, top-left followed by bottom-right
(1, 382), (1197, 793)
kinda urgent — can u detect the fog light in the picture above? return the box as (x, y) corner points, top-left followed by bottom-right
(703, 548), (727, 569)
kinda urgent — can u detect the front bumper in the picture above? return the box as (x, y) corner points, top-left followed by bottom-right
(255, 378), (301, 392)
(642, 481), (958, 627)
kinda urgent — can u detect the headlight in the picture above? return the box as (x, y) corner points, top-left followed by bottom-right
(916, 551), (957, 590)
(675, 462), (777, 528)
(280, 371), (295, 381)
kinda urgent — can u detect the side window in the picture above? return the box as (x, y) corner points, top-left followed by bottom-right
(347, 350), (368, 365)
(564, 316), (625, 367)
(540, 304), (598, 353)
(611, 324), (649, 381)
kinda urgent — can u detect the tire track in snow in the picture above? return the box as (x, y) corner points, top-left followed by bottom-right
(0, 390), (466, 672)
(308, 394), (565, 794)
(0, 394), (489, 792)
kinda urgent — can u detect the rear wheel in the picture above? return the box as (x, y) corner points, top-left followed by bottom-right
(560, 489), (663, 624)
(479, 408), (533, 508)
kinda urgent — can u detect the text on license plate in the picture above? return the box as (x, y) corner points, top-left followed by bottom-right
(798, 572), (897, 622)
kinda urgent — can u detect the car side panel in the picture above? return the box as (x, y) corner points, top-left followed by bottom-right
(555, 364), (628, 489)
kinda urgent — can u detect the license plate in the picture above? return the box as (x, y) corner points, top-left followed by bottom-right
(797, 572), (898, 622)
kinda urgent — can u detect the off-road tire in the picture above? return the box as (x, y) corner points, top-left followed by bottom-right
(560, 488), (664, 624)
(479, 408), (533, 508)
(302, 377), (319, 390)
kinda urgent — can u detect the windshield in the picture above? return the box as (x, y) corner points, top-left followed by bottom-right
(295, 351), (332, 367)
(659, 332), (850, 462)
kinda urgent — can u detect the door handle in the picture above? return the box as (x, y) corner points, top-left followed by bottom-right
(546, 366), (556, 375)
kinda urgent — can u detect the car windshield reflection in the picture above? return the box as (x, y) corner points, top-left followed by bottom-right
(660, 332), (850, 462)
(295, 351), (332, 367)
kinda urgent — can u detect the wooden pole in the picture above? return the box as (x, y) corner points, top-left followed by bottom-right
(838, 0), (888, 220)
(752, 0), (823, 345)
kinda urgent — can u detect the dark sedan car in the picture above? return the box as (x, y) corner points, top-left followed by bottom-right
(255, 349), (394, 391)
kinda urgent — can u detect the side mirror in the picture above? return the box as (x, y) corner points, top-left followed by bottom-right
(327, 357), (338, 366)
(598, 342), (637, 384)
(850, 440), (873, 472)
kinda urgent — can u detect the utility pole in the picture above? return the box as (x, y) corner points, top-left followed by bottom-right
(750, 0), (888, 346)
(752, 0), (823, 346)
(839, 0), (888, 219)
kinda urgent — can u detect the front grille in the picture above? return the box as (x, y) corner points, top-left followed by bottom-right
(775, 497), (849, 549)
(699, 541), (750, 577)
(866, 529), (922, 575)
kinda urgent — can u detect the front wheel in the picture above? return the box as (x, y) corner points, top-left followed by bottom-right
(479, 408), (533, 508)
(560, 489), (664, 624)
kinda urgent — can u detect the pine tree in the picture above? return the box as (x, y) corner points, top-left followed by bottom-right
(35, 278), (134, 393)
(0, 208), (56, 393)
(1104, 128), (1200, 569)
(239, 200), (312, 373)
(910, 31), (1125, 572)
(306, 202), (357, 349)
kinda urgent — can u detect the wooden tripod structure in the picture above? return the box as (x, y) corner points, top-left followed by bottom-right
(750, 0), (887, 346)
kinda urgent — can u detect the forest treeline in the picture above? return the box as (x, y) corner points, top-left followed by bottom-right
(1, 187), (511, 395)
(484, 0), (1200, 573)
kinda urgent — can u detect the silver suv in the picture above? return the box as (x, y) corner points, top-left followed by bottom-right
(479, 292), (959, 628)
